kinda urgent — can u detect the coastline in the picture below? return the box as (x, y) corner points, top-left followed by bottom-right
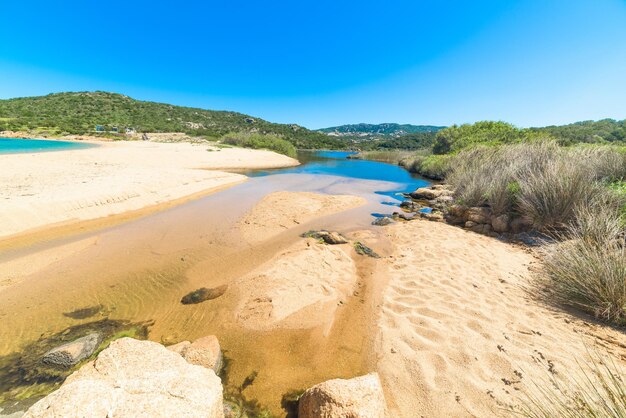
(0, 138), (299, 241)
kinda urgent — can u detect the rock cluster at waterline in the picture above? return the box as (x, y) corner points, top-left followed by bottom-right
(24, 336), (387, 418)
(394, 184), (535, 237)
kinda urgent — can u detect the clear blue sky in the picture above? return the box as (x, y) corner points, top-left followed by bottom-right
(1, 0), (625, 129)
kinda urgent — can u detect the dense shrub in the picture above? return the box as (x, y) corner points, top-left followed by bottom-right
(221, 132), (297, 158)
(447, 141), (626, 227)
(542, 203), (626, 324)
(432, 121), (526, 154)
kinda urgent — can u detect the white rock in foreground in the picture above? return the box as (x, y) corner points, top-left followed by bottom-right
(167, 335), (223, 374)
(298, 372), (386, 418)
(25, 338), (224, 418)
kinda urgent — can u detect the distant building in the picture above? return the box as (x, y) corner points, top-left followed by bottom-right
(95, 125), (105, 132)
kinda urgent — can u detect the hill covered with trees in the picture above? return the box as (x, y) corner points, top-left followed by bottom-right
(318, 123), (444, 139)
(0, 92), (344, 149)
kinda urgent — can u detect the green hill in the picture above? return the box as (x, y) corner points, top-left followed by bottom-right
(318, 123), (444, 139)
(0, 91), (344, 149)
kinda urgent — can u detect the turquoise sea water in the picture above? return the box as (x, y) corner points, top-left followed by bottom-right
(0, 138), (95, 154)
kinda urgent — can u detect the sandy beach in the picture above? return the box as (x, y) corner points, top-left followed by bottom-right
(0, 139), (298, 239)
(374, 220), (626, 417)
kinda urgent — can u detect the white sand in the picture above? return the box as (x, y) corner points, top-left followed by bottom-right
(0, 140), (298, 238)
(374, 220), (626, 417)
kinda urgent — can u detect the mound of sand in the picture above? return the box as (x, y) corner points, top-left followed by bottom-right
(238, 191), (366, 243)
(375, 220), (626, 417)
(233, 239), (356, 332)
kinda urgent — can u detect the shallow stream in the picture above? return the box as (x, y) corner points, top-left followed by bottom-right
(0, 150), (429, 416)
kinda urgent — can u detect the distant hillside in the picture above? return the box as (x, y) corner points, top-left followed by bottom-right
(529, 119), (626, 145)
(318, 123), (445, 139)
(0, 92), (344, 149)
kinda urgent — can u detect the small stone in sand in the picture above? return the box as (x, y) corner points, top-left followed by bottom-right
(301, 230), (348, 245)
(181, 285), (228, 305)
(354, 242), (381, 258)
(372, 216), (394, 226)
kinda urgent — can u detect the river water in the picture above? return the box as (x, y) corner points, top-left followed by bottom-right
(0, 150), (428, 416)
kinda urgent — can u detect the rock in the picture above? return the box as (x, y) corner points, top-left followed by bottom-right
(298, 373), (386, 418)
(433, 195), (454, 204)
(510, 217), (534, 234)
(25, 338), (223, 418)
(447, 204), (467, 218)
(168, 335), (223, 374)
(491, 214), (511, 233)
(464, 221), (477, 228)
(421, 211), (444, 222)
(466, 207), (492, 224)
(471, 223), (492, 235)
(223, 401), (244, 418)
(301, 230), (348, 245)
(399, 200), (420, 212)
(42, 333), (100, 368)
(353, 242), (380, 258)
(409, 187), (442, 200)
(392, 212), (413, 221)
(181, 285), (228, 305)
(371, 216), (394, 226)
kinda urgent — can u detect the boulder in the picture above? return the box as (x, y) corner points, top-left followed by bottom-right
(409, 187), (442, 200)
(25, 338), (224, 418)
(510, 217), (534, 234)
(168, 335), (223, 374)
(399, 200), (420, 212)
(466, 207), (492, 224)
(464, 221), (477, 228)
(491, 214), (511, 233)
(298, 373), (386, 418)
(371, 216), (394, 226)
(447, 204), (467, 218)
(421, 211), (444, 222)
(42, 333), (100, 368)
(471, 223), (492, 235)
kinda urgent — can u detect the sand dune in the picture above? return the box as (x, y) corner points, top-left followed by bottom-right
(233, 239), (356, 332)
(237, 191), (367, 243)
(0, 140), (298, 238)
(374, 220), (626, 417)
